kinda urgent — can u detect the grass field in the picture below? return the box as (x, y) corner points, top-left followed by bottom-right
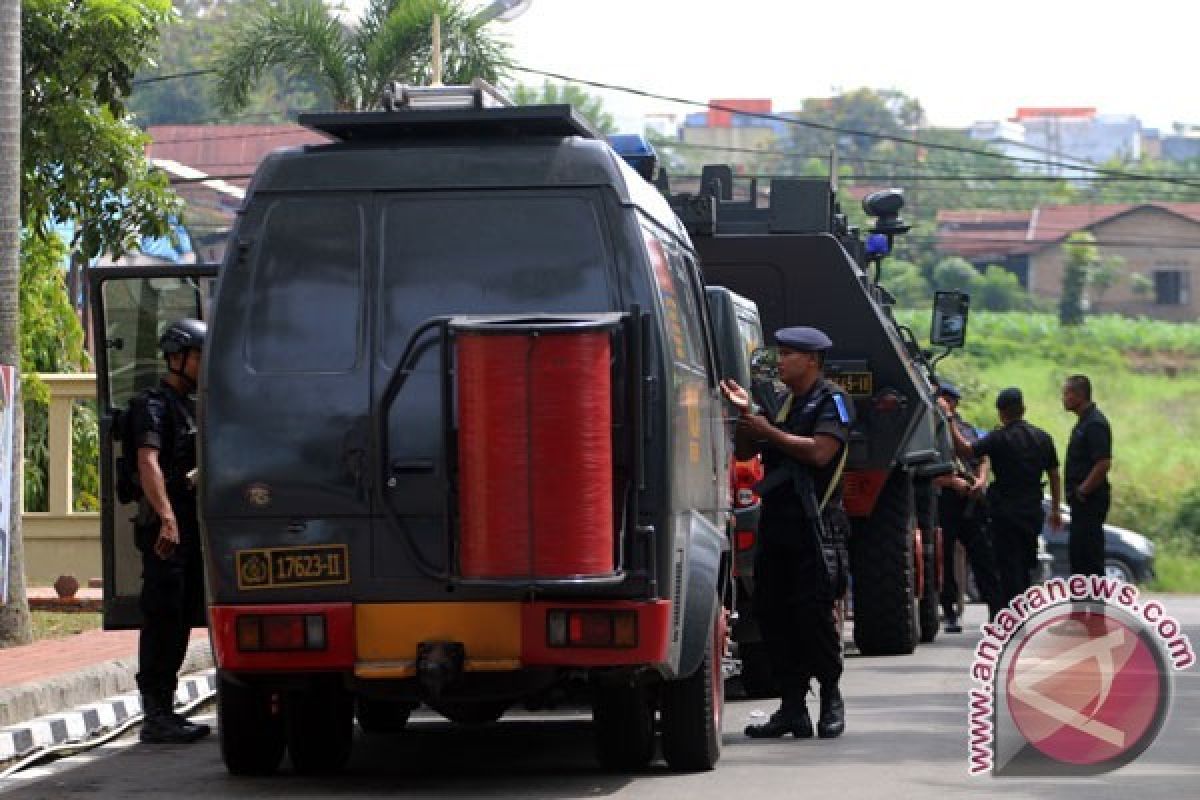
(31, 611), (102, 641)
(897, 310), (1200, 592)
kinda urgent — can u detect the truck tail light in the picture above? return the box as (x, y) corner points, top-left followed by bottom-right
(546, 610), (638, 648)
(236, 614), (327, 652)
(735, 531), (756, 552)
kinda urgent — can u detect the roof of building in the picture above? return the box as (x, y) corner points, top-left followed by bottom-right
(937, 202), (1200, 258)
(146, 124), (330, 187)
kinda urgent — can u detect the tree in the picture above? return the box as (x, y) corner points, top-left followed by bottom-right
(1060, 231), (1097, 326)
(878, 258), (931, 309)
(511, 80), (617, 135)
(213, 0), (511, 114)
(22, 0), (180, 258)
(1, 0), (31, 647)
(972, 265), (1026, 312)
(931, 256), (979, 292)
(1089, 253), (1124, 310)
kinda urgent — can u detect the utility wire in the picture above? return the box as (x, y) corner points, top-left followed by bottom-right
(132, 68), (217, 86)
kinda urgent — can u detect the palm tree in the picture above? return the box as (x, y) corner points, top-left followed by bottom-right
(214, 0), (511, 113)
(0, 0), (32, 647)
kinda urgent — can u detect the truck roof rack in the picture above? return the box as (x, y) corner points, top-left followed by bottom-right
(300, 104), (600, 143)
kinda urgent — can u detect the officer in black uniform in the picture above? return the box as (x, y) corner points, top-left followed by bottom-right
(130, 319), (210, 744)
(950, 387), (1061, 609)
(934, 383), (1003, 629)
(1062, 374), (1112, 577)
(721, 326), (852, 740)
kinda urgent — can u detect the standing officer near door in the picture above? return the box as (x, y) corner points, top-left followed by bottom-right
(129, 319), (210, 744)
(722, 326), (852, 740)
(1062, 374), (1112, 577)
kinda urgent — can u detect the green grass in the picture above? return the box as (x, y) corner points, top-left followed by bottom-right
(31, 611), (102, 641)
(1151, 551), (1200, 594)
(896, 310), (1200, 591)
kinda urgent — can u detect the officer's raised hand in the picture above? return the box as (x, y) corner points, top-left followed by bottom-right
(722, 379), (774, 439)
(720, 378), (751, 414)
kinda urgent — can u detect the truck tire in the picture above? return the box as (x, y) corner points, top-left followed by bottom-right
(429, 700), (508, 725)
(737, 641), (779, 698)
(661, 607), (724, 772)
(286, 680), (354, 775)
(850, 470), (918, 656)
(356, 697), (413, 734)
(217, 673), (286, 776)
(593, 683), (656, 770)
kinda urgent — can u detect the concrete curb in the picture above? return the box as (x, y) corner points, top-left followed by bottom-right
(0, 637), (212, 729)
(0, 670), (216, 770)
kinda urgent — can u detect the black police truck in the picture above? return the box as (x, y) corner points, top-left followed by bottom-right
(90, 84), (741, 775)
(668, 167), (967, 663)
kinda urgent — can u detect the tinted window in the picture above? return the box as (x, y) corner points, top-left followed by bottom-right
(380, 193), (612, 364)
(246, 198), (364, 373)
(645, 228), (706, 369)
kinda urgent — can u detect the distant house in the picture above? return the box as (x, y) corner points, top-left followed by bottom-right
(937, 203), (1200, 321)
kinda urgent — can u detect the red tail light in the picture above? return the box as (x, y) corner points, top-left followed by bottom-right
(236, 614), (327, 652)
(735, 531), (756, 552)
(546, 609), (638, 648)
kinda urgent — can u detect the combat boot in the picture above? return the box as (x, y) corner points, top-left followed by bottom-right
(744, 686), (813, 739)
(140, 692), (209, 744)
(817, 684), (845, 739)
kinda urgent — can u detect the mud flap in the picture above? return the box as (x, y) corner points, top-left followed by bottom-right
(677, 512), (726, 679)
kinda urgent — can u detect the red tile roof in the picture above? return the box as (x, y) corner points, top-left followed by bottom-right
(146, 124), (329, 186)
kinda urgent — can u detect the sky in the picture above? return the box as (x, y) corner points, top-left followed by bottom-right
(340, 0), (1198, 134)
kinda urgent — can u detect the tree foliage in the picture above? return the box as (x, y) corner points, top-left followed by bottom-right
(213, 0), (511, 113)
(22, 0), (181, 259)
(879, 258), (931, 309)
(511, 80), (616, 135)
(1060, 231), (1097, 326)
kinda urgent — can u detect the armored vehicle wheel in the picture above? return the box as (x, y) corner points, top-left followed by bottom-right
(918, 536), (940, 644)
(429, 700), (509, 725)
(661, 606), (724, 772)
(218, 673), (286, 776)
(851, 470), (918, 656)
(286, 680), (354, 775)
(737, 641), (779, 698)
(593, 683), (656, 770)
(356, 697), (414, 734)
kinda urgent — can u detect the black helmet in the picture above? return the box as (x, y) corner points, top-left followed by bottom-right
(159, 318), (206, 355)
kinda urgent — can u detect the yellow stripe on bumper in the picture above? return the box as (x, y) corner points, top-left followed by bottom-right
(354, 602), (522, 679)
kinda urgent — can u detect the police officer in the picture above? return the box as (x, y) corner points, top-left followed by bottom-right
(950, 387), (1061, 609)
(1062, 375), (1112, 577)
(935, 383), (1003, 629)
(130, 319), (210, 744)
(721, 326), (852, 740)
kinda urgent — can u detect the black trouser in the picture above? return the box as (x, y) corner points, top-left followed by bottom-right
(989, 509), (1043, 609)
(135, 517), (205, 698)
(753, 504), (846, 692)
(939, 492), (1003, 619)
(1069, 488), (1109, 577)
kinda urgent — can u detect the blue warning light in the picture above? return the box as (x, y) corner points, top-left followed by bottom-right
(866, 233), (890, 258)
(608, 134), (659, 182)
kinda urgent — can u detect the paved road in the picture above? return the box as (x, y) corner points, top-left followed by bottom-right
(3, 597), (1198, 799)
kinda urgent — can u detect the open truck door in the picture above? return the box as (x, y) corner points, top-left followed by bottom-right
(88, 265), (218, 629)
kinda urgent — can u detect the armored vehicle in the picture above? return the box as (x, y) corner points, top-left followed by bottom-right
(668, 167), (967, 663)
(90, 85), (742, 775)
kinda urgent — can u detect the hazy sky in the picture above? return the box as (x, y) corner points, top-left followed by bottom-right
(341, 0), (1196, 132)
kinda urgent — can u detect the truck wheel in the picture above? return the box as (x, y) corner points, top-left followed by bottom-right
(593, 683), (656, 770)
(918, 532), (940, 644)
(661, 607), (724, 772)
(850, 470), (918, 656)
(286, 680), (354, 775)
(218, 673), (286, 776)
(737, 641), (779, 698)
(356, 697), (414, 734)
(429, 700), (508, 725)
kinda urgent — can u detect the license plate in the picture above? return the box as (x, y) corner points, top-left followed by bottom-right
(831, 371), (873, 396)
(237, 545), (350, 590)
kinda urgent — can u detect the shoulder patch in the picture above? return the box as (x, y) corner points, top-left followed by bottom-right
(832, 393), (851, 426)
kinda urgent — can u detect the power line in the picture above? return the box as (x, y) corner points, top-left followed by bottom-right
(512, 65), (1200, 189)
(133, 68), (218, 86)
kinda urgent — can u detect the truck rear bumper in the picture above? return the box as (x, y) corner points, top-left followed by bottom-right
(211, 600), (672, 675)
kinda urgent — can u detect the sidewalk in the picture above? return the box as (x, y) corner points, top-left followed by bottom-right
(0, 595), (213, 768)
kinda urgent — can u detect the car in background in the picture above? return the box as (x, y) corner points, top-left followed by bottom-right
(1040, 500), (1156, 584)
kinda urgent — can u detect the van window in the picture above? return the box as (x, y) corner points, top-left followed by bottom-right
(246, 198), (364, 373)
(644, 227), (706, 370)
(379, 193), (612, 365)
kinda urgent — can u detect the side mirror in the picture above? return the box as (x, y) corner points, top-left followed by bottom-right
(930, 290), (969, 349)
(749, 346), (779, 381)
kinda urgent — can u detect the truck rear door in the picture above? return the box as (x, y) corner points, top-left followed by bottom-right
(88, 265), (217, 629)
